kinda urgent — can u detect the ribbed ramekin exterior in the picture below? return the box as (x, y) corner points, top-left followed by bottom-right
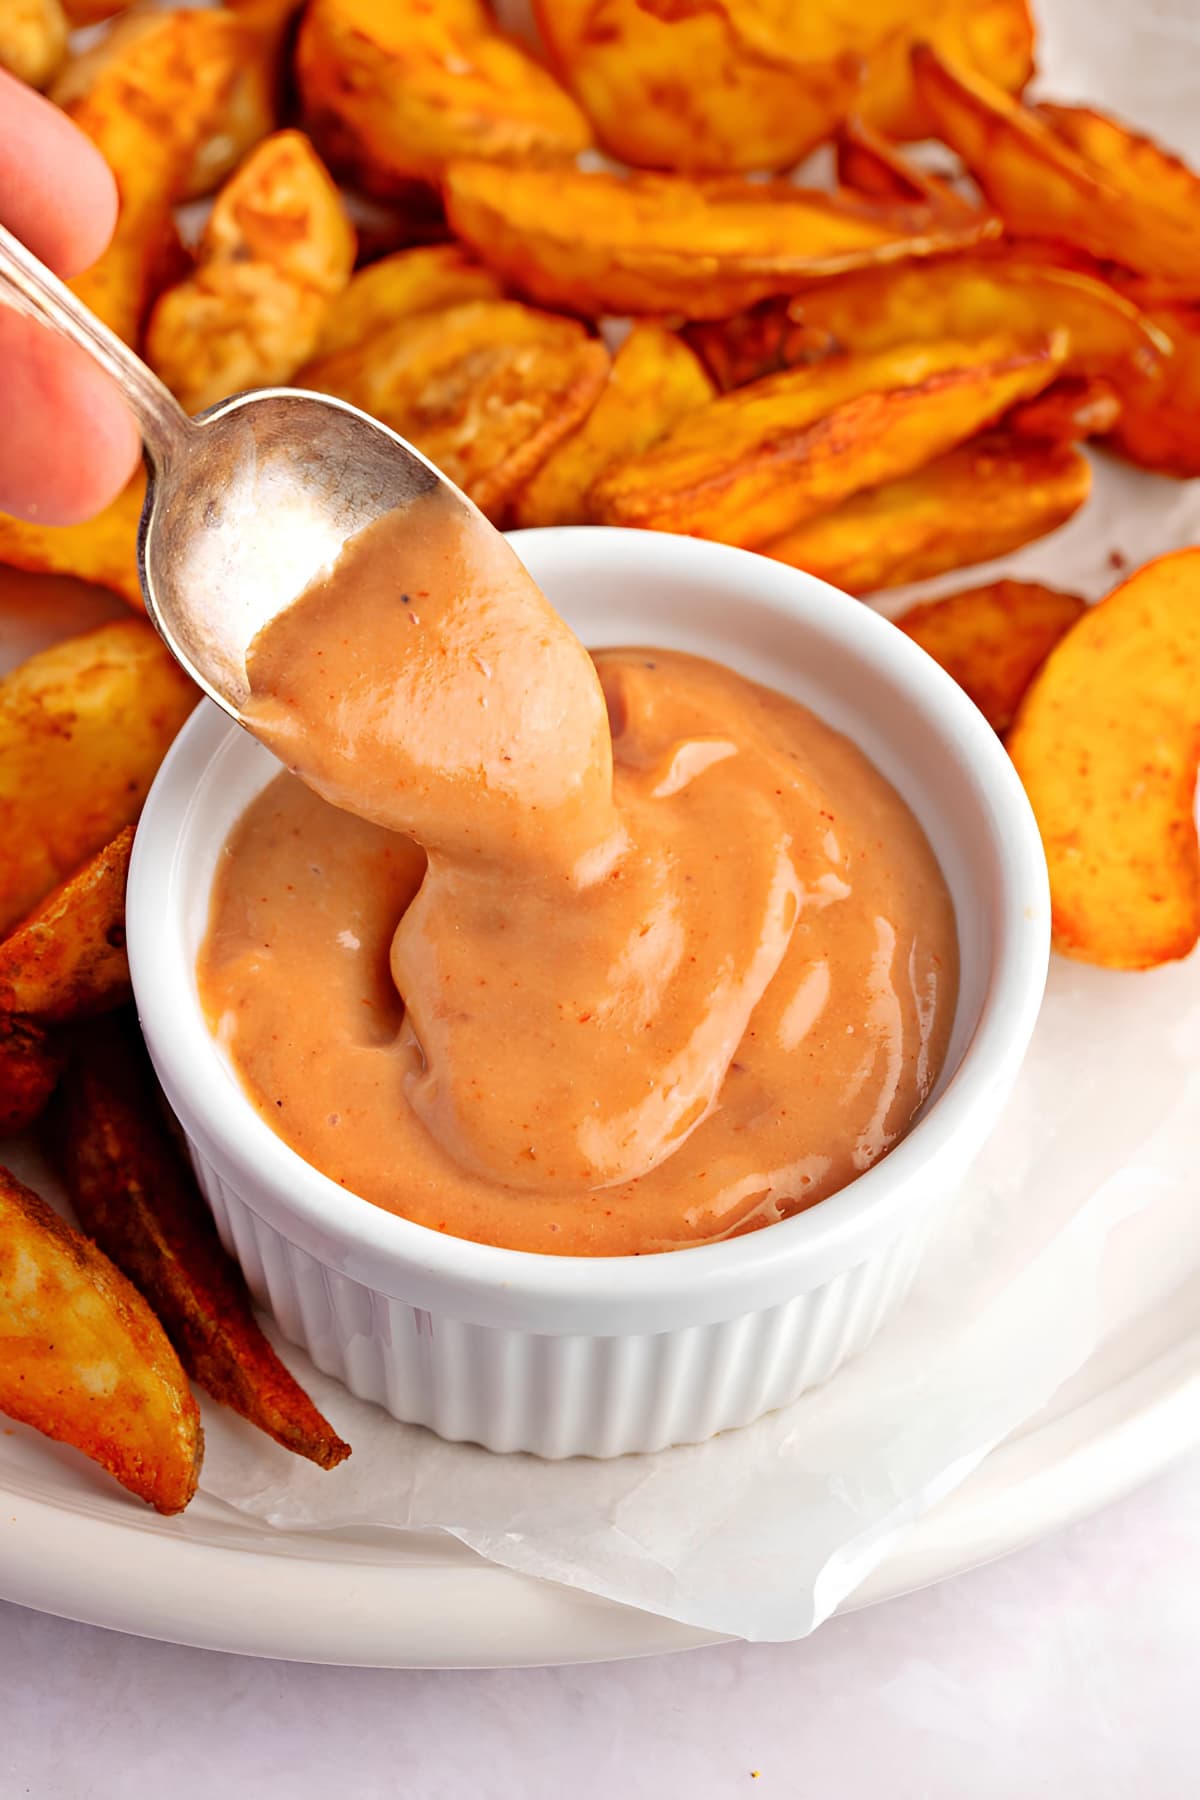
(195, 1150), (938, 1458)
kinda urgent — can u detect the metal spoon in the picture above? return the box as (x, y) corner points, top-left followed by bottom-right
(0, 219), (471, 716)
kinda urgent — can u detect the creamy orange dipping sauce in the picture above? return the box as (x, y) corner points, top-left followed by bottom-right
(198, 493), (957, 1255)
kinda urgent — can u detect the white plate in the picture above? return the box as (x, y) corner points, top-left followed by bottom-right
(3, 575), (1200, 1665)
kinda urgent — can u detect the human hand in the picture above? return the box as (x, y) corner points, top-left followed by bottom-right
(0, 67), (140, 525)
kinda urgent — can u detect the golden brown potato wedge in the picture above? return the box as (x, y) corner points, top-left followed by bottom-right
(57, 9), (271, 341)
(895, 579), (1086, 733)
(53, 6), (277, 204)
(533, 0), (864, 174)
(911, 44), (1200, 290)
(0, 0), (67, 89)
(785, 256), (1168, 386)
(0, 1163), (202, 1513)
(764, 434), (1091, 594)
(513, 326), (715, 529)
(303, 299), (610, 520)
(0, 475), (143, 608)
(0, 1015), (63, 1137)
(835, 117), (979, 217)
(1003, 375), (1122, 444)
(1035, 102), (1200, 236)
(443, 160), (999, 321)
(314, 244), (504, 360)
(1105, 289), (1200, 477)
(1008, 550), (1200, 968)
(56, 1017), (351, 1471)
(0, 828), (133, 1024)
(591, 336), (1064, 548)
(296, 0), (590, 198)
(146, 131), (355, 415)
(0, 621), (196, 937)
(859, 0), (1034, 140)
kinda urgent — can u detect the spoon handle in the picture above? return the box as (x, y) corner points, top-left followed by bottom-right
(0, 219), (192, 468)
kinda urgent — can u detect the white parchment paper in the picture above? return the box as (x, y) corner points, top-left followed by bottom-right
(196, 0), (1200, 1640)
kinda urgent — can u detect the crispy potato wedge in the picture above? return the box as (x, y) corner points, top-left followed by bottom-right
(0, 0), (67, 89)
(56, 1018), (351, 1470)
(859, 0), (1034, 140)
(62, 1), (128, 21)
(0, 621), (196, 937)
(1036, 103), (1200, 235)
(764, 434), (1091, 594)
(591, 336), (1064, 548)
(912, 44), (1200, 290)
(53, 6), (277, 204)
(513, 326), (715, 529)
(0, 1163), (202, 1512)
(785, 257), (1168, 386)
(533, 0), (864, 174)
(0, 828), (133, 1023)
(1105, 289), (1200, 477)
(683, 302), (834, 394)
(895, 580), (1086, 733)
(1008, 550), (1200, 968)
(314, 244), (504, 360)
(443, 160), (999, 321)
(0, 475), (143, 608)
(296, 0), (590, 198)
(303, 299), (610, 520)
(57, 9), (270, 341)
(146, 131), (355, 415)
(1004, 375), (1122, 444)
(0, 1015), (63, 1137)
(835, 117), (978, 216)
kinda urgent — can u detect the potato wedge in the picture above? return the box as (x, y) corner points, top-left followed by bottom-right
(1105, 291), (1200, 478)
(835, 117), (978, 216)
(0, 1164), (201, 1513)
(146, 131), (355, 415)
(0, 474), (143, 608)
(53, 6), (277, 204)
(911, 44), (1200, 290)
(56, 1018), (351, 1471)
(1036, 103), (1200, 236)
(0, 1016), (63, 1137)
(1008, 550), (1200, 969)
(296, 0), (590, 198)
(590, 336), (1064, 548)
(57, 9), (270, 342)
(859, 0), (1033, 140)
(533, 0), (864, 174)
(61, 1), (128, 21)
(314, 244), (504, 360)
(302, 299), (610, 520)
(443, 160), (999, 321)
(895, 580), (1086, 733)
(0, 0), (67, 89)
(1004, 375), (1122, 444)
(0, 621), (196, 936)
(513, 326), (715, 529)
(0, 828), (133, 1023)
(783, 257), (1168, 387)
(764, 434), (1091, 594)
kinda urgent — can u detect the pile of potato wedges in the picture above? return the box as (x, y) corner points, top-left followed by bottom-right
(1, 0), (1199, 1504)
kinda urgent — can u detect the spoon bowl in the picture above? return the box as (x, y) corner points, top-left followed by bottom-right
(0, 219), (475, 717)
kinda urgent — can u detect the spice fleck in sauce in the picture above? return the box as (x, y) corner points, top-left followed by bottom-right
(198, 492), (957, 1255)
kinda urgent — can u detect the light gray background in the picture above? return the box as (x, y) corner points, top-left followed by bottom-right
(4, 1452), (1196, 1798)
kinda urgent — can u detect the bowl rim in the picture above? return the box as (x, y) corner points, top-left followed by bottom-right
(129, 527), (1050, 1325)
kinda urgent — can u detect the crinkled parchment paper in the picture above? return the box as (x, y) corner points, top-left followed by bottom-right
(199, 0), (1200, 1640)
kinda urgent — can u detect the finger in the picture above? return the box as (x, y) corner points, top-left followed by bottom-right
(0, 310), (141, 524)
(0, 67), (118, 275)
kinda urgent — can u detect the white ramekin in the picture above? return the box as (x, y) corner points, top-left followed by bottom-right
(129, 527), (1049, 1458)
